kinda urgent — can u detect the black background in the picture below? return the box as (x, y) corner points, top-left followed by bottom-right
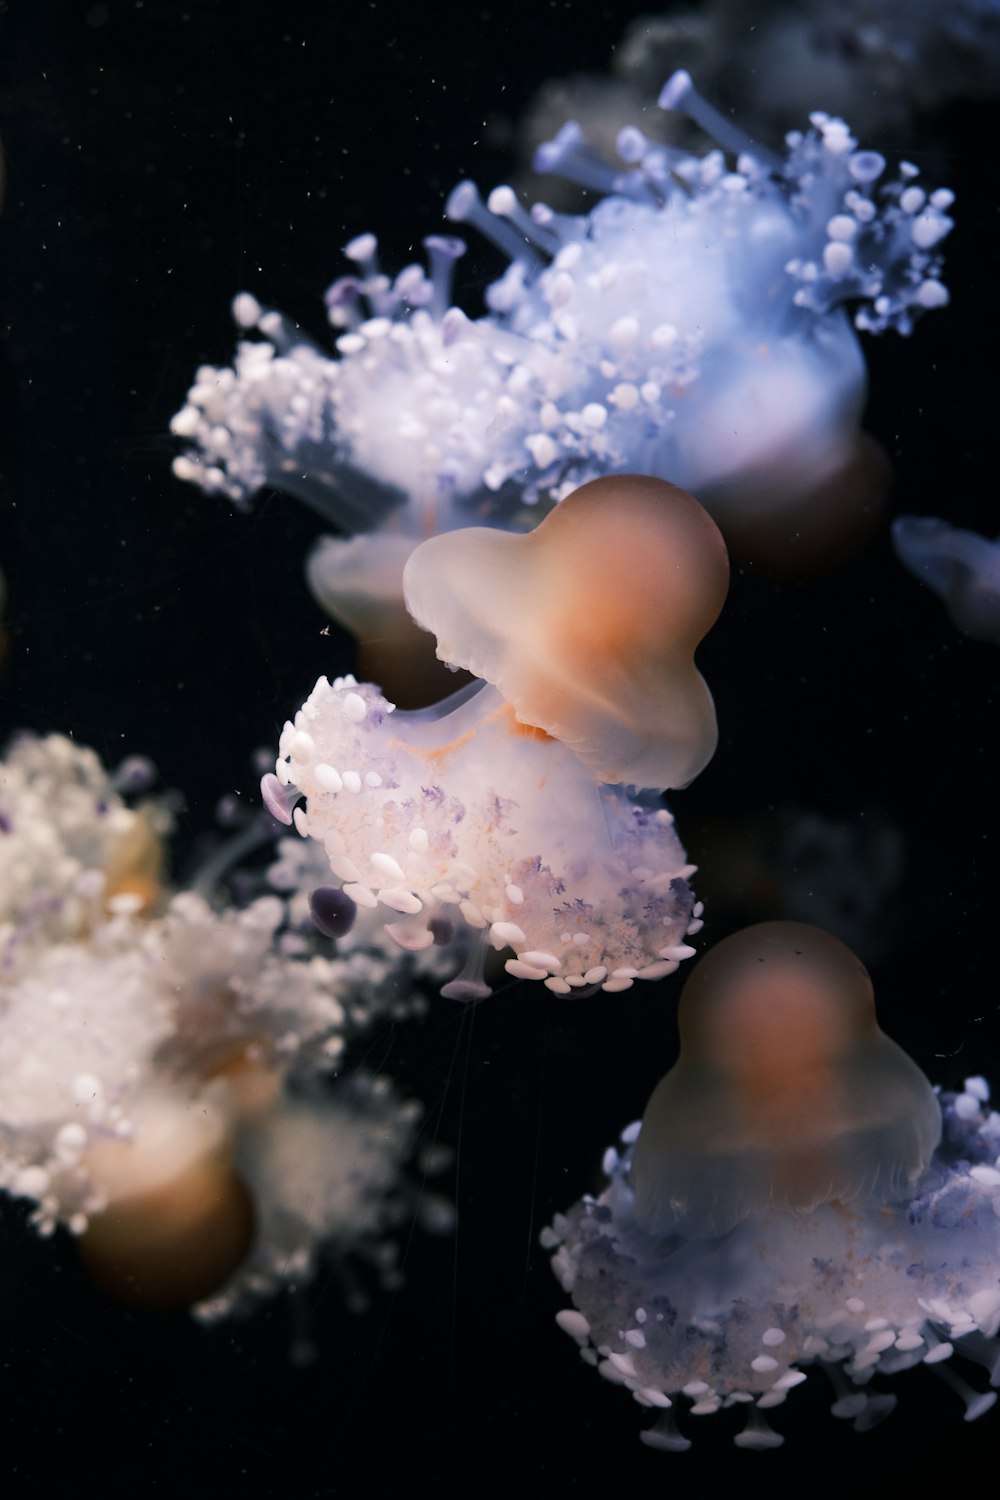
(0, 1), (997, 1494)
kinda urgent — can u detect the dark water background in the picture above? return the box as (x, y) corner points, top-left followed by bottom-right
(0, 2), (996, 1493)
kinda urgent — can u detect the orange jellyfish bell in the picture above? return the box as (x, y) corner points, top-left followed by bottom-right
(403, 473), (729, 790)
(631, 920), (941, 1238)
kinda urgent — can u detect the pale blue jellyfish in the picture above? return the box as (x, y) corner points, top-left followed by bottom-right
(171, 71), (954, 635)
(545, 923), (1000, 1450)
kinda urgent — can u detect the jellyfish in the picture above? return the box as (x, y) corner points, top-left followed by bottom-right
(545, 923), (1000, 1450)
(892, 516), (1000, 644)
(266, 475), (725, 997)
(196, 1068), (454, 1323)
(0, 892), (321, 1296)
(171, 69), (953, 625)
(266, 832), (454, 1026)
(0, 732), (447, 1314)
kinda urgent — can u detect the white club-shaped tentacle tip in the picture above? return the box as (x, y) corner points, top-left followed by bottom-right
(402, 474), (729, 791)
(657, 70), (693, 113)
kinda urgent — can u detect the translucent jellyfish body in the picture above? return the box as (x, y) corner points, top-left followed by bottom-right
(267, 477), (725, 996)
(529, 0), (1000, 188)
(172, 71), (953, 591)
(630, 923), (940, 1238)
(403, 474), (728, 790)
(892, 516), (1000, 644)
(545, 924), (1000, 1449)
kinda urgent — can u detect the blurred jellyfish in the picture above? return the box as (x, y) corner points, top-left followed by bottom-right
(76, 1087), (257, 1310)
(607, 0), (1000, 146)
(518, 0), (1000, 193)
(892, 516), (1000, 644)
(0, 732), (170, 966)
(545, 923), (1000, 1450)
(0, 892), (326, 1298)
(197, 1068), (453, 1324)
(171, 70), (953, 645)
(0, 734), (448, 1314)
(266, 476), (727, 997)
(631, 923), (939, 1237)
